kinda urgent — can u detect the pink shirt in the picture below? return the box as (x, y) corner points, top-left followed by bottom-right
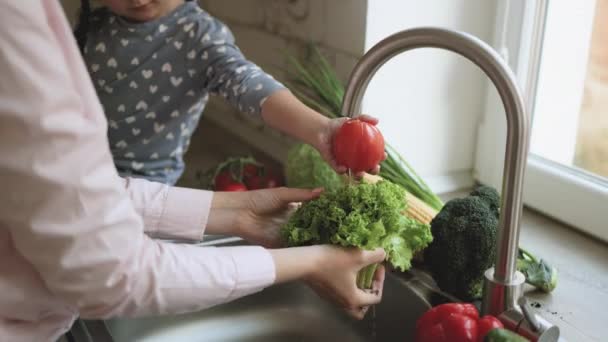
(0, 2), (275, 341)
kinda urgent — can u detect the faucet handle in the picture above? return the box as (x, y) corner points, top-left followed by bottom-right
(517, 297), (541, 332)
(499, 296), (561, 342)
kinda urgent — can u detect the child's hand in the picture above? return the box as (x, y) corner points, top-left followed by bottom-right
(315, 115), (385, 176)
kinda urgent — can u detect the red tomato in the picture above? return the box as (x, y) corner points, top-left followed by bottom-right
(243, 164), (260, 179)
(245, 176), (267, 190)
(214, 170), (233, 190)
(332, 119), (385, 173)
(219, 183), (248, 192)
(264, 171), (283, 188)
(476, 316), (504, 342)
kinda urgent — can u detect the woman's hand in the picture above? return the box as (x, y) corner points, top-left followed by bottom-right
(269, 246), (386, 320)
(234, 187), (323, 248)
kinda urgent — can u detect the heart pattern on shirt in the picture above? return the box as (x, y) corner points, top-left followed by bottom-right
(120, 39), (129, 47)
(115, 140), (128, 149)
(235, 66), (247, 74)
(170, 77), (183, 87)
(201, 33), (210, 42)
(217, 46), (227, 54)
(201, 51), (209, 60)
(131, 57), (140, 66)
(255, 84), (264, 91)
(104, 86), (113, 94)
(177, 17), (187, 25)
(260, 96), (269, 107)
(132, 161), (144, 171)
(145, 35), (153, 42)
(117, 72), (126, 80)
(145, 112), (156, 119)
(154, 123), (165, 133)
(95, 42), (106, 53)
(129, 81), (138, 89)
(181, 123), (189, 136)
(142, 138), (151, 145)
(125, 116), (136, 124)
(150, 152), (159, 159)
(188, 69), (196, 77)
(161, 63), (172, 73)
(109, 120), (119, 129)
(159, 24), (168, 33)
(174, 41), (183, 50)
(187, 50), (196, 59)
(117, 104), (126, 112)
(132, 128), (141, 136)
(183, 22), (194, 32)
(91, 64), (100, 72)
(186, 90), (195, 96)
(110, 29), (118, 36)
(170, 110), (180, 118)
(136, 101), (148, 111)
(142, 70), (153, 79)
(98, 79), (106, 87)
(125, 152), (135, 159)
(149, 85), (158, 94)
(163, 96), (171, 103)
(166, 132), (175, 140)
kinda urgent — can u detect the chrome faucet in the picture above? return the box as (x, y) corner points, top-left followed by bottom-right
(341, 27), (560, 342)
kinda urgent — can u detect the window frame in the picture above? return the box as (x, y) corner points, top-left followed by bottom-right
(475, 0), (608, 242)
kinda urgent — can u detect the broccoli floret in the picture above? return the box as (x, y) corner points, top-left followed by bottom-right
(470, 185), (500, 217)
(425, 185), (557, 300)
(424, 188), (498, 300)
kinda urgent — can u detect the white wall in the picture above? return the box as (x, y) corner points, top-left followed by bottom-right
(363, 0), (497, 192)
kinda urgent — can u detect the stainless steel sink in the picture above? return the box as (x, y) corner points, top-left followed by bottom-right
(74, 238), (453, 342)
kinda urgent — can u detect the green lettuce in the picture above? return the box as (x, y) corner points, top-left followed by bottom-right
(285, 143), (343, 191)
(282, 180), (433, 288)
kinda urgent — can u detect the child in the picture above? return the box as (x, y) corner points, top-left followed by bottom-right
(75, 0), (381, 185)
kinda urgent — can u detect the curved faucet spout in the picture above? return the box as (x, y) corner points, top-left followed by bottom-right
(341, 27), (529, 314)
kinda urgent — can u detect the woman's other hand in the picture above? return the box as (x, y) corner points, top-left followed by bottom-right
(234, 187), (323, 248)
(269, 246), (386, 320)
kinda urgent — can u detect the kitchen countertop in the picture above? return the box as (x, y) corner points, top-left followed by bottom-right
(517, 207), (607, 342)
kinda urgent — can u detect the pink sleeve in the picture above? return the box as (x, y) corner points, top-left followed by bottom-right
(0, 1), (275, 319)
(120, 177), (213, 241)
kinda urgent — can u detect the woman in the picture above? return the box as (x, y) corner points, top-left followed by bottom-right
(0, 2), (385, 341)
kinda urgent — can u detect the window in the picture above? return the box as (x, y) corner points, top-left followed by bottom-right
(476, 0), (608, 241)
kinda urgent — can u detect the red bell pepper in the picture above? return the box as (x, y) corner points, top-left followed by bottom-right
(415, 303), (504, 342)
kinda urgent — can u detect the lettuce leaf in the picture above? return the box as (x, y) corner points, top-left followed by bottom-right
(285, 143), (343, 191)
(282, 180), (433, 288)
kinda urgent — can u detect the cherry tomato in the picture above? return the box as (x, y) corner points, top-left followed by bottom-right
(245, 176), (267, 190)
(264, 170), (283, 188)
(332, 118), (385, 173)
(243, 164), (260, 179)
(213, 170), (234, 190)
(219, 183), (248, 192)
